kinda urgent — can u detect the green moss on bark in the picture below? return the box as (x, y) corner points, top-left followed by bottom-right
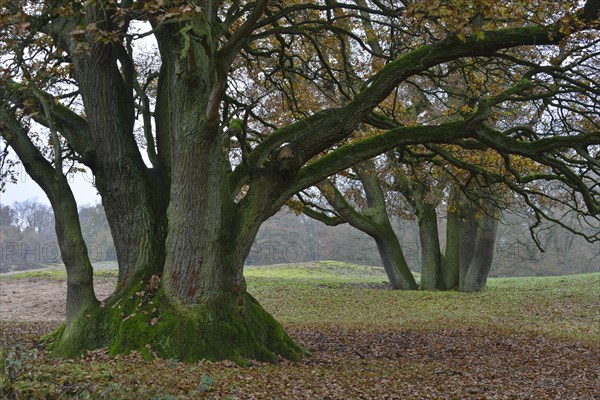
(47, 277), (304, 364)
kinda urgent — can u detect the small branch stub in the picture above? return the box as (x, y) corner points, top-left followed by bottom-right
(273, 142), (300, 173)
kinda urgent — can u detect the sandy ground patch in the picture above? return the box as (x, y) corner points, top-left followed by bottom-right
(0, 276), (116, 322)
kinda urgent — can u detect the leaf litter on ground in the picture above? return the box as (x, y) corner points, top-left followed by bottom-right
(1, 321), (599, 399)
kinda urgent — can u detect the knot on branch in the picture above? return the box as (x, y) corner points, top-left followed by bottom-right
(272, 142), (300, 176)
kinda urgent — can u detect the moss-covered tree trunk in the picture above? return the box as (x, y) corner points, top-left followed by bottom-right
(356, 162), (418, 290)
(403, 180), (499, 292)
(50, 190), (100, 322)
(46, 8), (304, 362)
(372, 227), (419, 290)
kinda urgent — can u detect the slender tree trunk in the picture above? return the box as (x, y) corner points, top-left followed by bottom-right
(441, 198), (461, 290)
(52, 189), (99, 323)
(416, 200), (443, 290)
(459, 205), (479, 286)
(0, 109), (98, 323)
(373, 227), (419, 290)
(358, 161), (417, 289)
(459, 196), (500, 292)
(460, 211), (499, 292)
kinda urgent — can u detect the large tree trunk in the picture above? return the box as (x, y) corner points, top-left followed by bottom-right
(73, 41), (167, 289)
(150, 114), (302, 360)
(49, 21), (303, 362)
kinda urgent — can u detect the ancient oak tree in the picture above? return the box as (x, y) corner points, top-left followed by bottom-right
(0, 0), (599, 361)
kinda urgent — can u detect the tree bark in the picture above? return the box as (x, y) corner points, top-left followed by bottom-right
(372, 228), (419, 290)
(323, 181), (418, 290)
(356, 161), (418, 290)
(460, 200), (500, 292)
(415, 192), (443, 290)
(459, 204), (479, 286)
(441, 188), (461, 290)
(52, 190), (100, 323)
(73, 44), (167, 289)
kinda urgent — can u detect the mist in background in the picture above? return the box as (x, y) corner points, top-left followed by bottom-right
(1, 198), (598, 277)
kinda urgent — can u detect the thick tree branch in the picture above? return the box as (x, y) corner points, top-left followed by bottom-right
(283, 121), (469, 199)
(582, 0), (600, 23)
(354, 160), (387, 211)
(1, 81), (92, 164)
(0, 107), (56, 185)
(317, 179), (383, 237)
(235, 23), (568, 190)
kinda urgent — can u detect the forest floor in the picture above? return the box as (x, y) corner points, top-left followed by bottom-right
(0, 262), (599, 399)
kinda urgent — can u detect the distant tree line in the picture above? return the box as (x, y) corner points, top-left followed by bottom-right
(1, 199), (596, 276)
(0, 200), (114, 273)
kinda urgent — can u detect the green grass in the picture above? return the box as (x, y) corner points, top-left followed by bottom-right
(2, 261), (598, 342)
(245, 260), (400, 281)
(1, 268), (118, 280)
(245, 263), (599, 343)
(0, 261), (118, 280)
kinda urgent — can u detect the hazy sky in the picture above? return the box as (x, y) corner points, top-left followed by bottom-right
(0, 166), (100, 206)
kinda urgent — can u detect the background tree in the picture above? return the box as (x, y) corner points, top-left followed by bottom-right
(296, 148), (508, 292)
(298, 158), (419, 290)
(0, 200), (58, 271)
(294, 12), (600, 292)
(0, 0), (599, 362)
(1, 197), (596, 276)
(12, 200), (54, 241)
